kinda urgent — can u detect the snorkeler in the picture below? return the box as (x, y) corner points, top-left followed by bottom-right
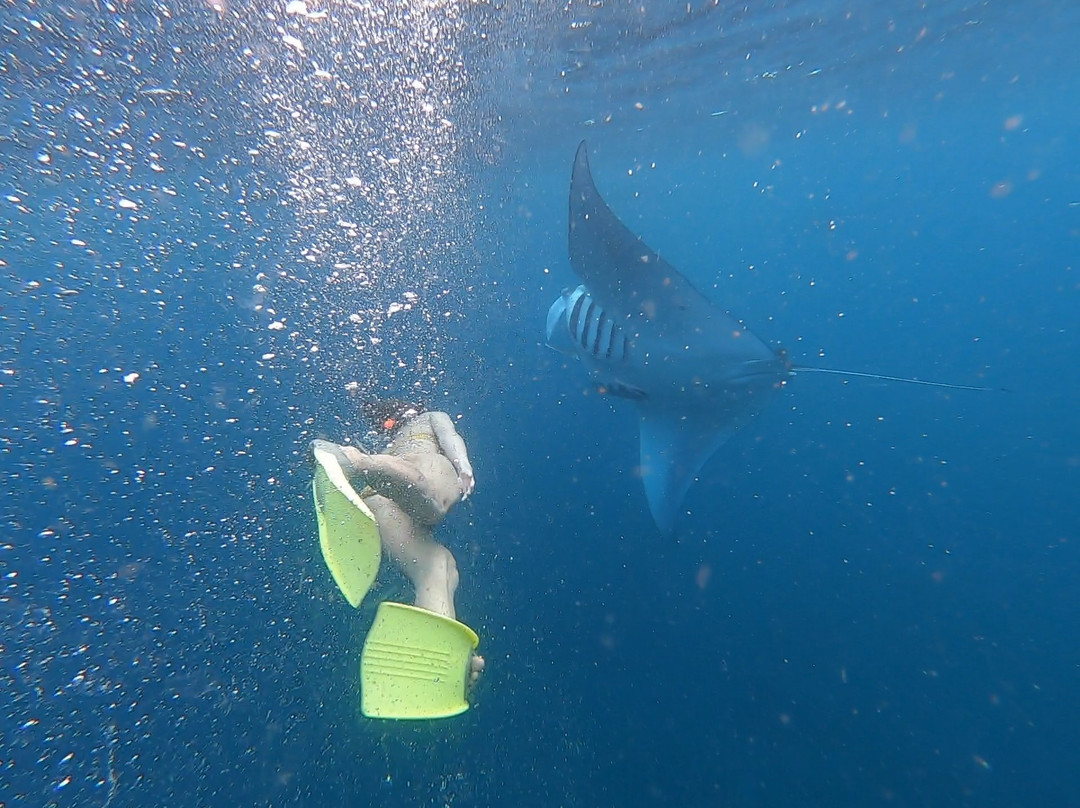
(310, 403), (484, 719)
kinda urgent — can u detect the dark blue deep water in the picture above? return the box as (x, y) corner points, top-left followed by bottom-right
(2, 1), (1078, 805)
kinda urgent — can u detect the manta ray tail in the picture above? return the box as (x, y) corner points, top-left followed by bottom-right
(790, 365), (1000, 392)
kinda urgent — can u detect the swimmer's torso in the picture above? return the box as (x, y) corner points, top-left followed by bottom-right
(385, 412), (439, 457)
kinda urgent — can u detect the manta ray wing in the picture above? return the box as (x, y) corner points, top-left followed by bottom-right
(552, 141), (790, 535)
(637, 401), (738, 537)
(569, 142), (717, 339)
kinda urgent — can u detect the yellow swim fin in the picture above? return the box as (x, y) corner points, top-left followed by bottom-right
(361, 602), (479, 720)
(312, 443), (381, 608)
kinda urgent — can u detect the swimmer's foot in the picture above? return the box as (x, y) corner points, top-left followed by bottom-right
(468, 654), (485, 692)
(311, 439), (370, 481)
(317, 443), (447, 526)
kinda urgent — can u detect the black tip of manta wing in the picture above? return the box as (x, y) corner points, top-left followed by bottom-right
(574, 139), (589, 168)
(572, 140), (594, 195)
(570, 141), (599, 250)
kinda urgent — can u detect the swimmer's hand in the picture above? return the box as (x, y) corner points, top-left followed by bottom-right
(458, 471), (475, 499)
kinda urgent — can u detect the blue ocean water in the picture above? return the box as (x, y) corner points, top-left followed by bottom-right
(2, 1), (1078, 806)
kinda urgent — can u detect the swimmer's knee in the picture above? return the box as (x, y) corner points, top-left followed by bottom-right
(435, 496), (452, 521)
(422, 492), (454, 524)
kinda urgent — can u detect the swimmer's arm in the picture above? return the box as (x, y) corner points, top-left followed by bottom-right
(429, 411), (475, 497)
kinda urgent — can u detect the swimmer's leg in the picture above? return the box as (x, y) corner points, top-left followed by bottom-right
(371, 496), (482, 685)
(310, 440), (454, 526)
(377, 509), (460, 617)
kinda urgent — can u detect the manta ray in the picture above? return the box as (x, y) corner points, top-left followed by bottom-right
(546, 141), (988, 536)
